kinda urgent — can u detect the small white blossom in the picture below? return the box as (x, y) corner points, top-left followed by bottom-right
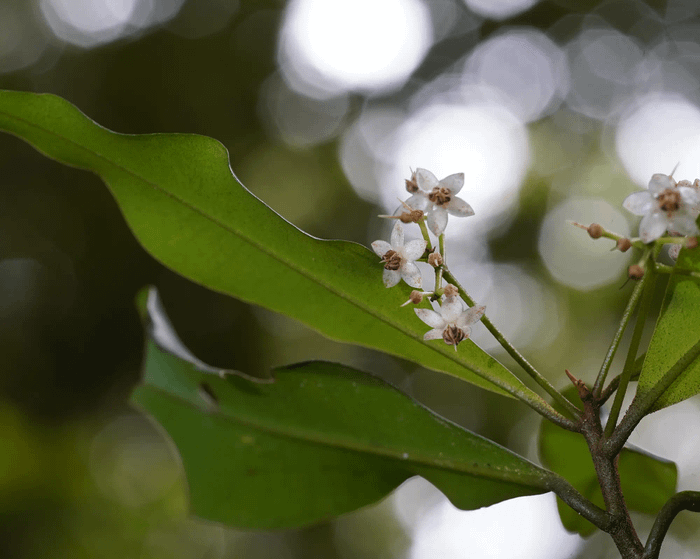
(623, 173), (700, 243)
(398, 168), (474, 236)
(371, 222), (427, 288)
(414, 296), (485, 350)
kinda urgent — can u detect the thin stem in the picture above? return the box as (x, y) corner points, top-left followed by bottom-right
(644, 491), (700, 559)
(606, 335), (700, 456)
(592, 275), (647, 398)
(442, 266), (582, 420)
(598, 354), (644, 404)
(417, 218), (433, 251)
(603, 267), (656, 438)
(545, 473), (612, 530)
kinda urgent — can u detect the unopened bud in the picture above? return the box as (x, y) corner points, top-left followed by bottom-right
(428, 252), (443, 267)
(398, 209), (424, 223)
(616, 238), (632, 252)
(401, 291), (424, 307)
(443, 284), (459, 298)
(628, 264), (645, 280)
(587, 223), (603, 239)
(686, 236), (698, 249)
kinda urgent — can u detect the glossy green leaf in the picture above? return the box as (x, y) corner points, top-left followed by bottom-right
(538, 388), (677, 536)
(0, 89), (540, 401)
(132, 344), (554, 528)
(638, 246), (700, 411)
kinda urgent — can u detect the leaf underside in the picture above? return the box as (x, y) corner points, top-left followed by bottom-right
(637, 245), (700, 411)
(0, 89), (542, 401)
(133, 343), (553, 528)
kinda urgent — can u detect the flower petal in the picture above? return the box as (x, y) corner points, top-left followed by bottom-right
(648, 173), (675, 195)
(400, 262), (423, 288)
(679, 186), (700, 207)
(415, 168), (439, 191)
(423, 328), (444, 341)
(382, 268), (401, 288)
(403, 239), (428, 261)
(622, 191), (654, 216)
(371, 240), (392, 258)
(427, 206), (449, 236)
(456, 305), (486, 329)
(440, 173), (465, 194)
(391, 221), (404, 248)
(639, 211), (669, 243)
(415, 308), (446, 329)
(669, 211), (700, 236)
(447, 196), (475, 217)
(399, 193), (429, 212)
(440, 298), (465, 323)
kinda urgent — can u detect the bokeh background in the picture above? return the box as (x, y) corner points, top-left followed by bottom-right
(2, 0), (700, 557)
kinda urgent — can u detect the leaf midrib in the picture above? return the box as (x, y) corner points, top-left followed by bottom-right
(0, 102), (520, 396)
(136, 382), (550, 488)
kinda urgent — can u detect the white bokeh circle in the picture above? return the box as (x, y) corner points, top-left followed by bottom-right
(538, 197), (631, 290)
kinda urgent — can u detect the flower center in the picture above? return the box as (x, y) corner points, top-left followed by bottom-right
(428, 187), (451, 206)
(382, 250), (402, 270)
(442, 325), (466, 346)
(657, 188), (681, 213)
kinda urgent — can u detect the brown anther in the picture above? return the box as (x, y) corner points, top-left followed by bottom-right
(428, 252), (443, 267)
(443, 284), (459, 298)
(686, 236), (698, 249)
(676, 179), (692, 188)
(427, 187), (451, 206)
(442, 325), (466, 347)
(382, 250), (402, 271)
(616, 238), (632, 252)
(405, 172), (419, 194)
(657, 188), (681, 213)
(587, 223), (603, 239)
(628, 264), (645, 280)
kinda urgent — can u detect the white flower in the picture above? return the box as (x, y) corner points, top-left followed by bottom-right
(623, 173), (700, 243)
(399, 168), (475, 236)
(414, 296), (486, 350)
(371, 222), (427, 288)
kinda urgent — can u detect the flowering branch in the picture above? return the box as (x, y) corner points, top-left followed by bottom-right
(441, 266), (582, 421)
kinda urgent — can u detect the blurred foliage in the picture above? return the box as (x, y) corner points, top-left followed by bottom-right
(1, 0), (700, 557)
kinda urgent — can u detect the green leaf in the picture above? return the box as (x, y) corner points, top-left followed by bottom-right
(0, 89), (539, 401)
(638, 246), (700, 411)
(538, 388), (677, 536)
(132, 344), (554, 529)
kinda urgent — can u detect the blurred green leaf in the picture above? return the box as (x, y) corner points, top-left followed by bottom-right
(638, 246), (700, 411)
(132, 342), (555, 528)
(538, 388), (677, 536)
(0, 89), (539, 400)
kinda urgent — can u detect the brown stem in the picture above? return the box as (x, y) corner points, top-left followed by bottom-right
(578, 388), (644, 558)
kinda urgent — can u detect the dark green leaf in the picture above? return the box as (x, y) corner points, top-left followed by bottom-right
(538, 388), (677, 536)
(0, 89), (539, 401)
(638, 246), (700, 411)
(133, 344), (554, 528)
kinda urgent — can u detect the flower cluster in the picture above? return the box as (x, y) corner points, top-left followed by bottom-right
(577, 170), (700, 279)
(623, 173), (700, 243)
(371, 168), (483, 349)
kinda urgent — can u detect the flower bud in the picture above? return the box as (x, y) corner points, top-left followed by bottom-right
(587, 223), (603, 239)
(628, 264), (645, 280)
(428, 252), (443, 267)
(405, 171), (419, 193)
(616, 238), (632, 252)
(443, 284), (459, 298)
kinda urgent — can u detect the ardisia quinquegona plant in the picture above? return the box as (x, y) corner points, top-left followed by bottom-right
(2, 90), (700, 558)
